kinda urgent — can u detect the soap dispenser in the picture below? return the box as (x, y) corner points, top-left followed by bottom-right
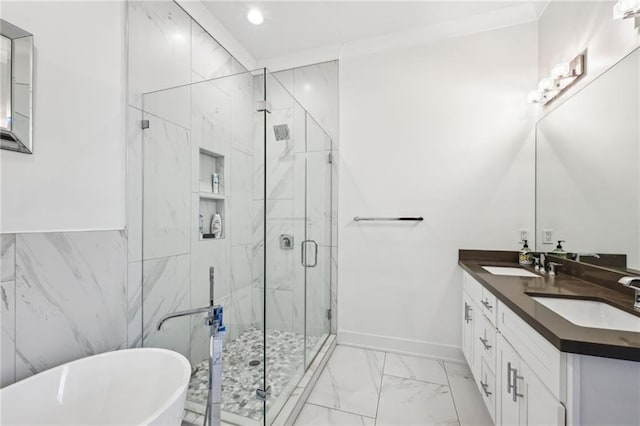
(519, 240), (533, 266)
(551, 240), (567, 258)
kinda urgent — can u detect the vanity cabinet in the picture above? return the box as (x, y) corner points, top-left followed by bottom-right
(462, 272), (498, 422)
(462, 271), (565, 426)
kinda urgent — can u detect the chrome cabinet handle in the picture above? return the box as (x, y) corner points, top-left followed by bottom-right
(512, 369), (524, 402)
(301, 240), (319, 268)
(481, 299), (493, 311)
(479, 336), (492, 350)
(464, 302), (472, 323)
(507, 362), (524, 402)
(480, 380), (492, 397)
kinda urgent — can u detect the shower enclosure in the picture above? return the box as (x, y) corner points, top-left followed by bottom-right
(139, 69), (333, 425)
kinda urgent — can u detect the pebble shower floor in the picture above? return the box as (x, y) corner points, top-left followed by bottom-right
(186, 328), (322, 421)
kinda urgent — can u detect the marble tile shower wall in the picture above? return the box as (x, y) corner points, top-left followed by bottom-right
(126, 0), (254, 365)
(1, 231), (128, 387)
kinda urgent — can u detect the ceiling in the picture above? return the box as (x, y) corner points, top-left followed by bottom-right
(203, 1), (547, 61)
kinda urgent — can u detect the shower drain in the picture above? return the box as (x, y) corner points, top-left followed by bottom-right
(249, 360), (261, 367)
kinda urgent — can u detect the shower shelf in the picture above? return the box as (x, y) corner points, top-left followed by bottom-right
(198, 149), (225, 240)
(199, 192), (225, 200)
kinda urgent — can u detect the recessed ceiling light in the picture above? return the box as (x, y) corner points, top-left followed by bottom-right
(247, 9), (264, 25)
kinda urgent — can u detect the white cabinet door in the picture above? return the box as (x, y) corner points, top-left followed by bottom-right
(497, 334), (521, 426)
(462, 292), (474, 369)
(497, 334), (566, 426)
(472, 301), (484, 380)
(519, 362), (565, 426)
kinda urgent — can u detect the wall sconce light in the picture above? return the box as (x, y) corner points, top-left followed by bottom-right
(613, 0), (640, 19)
(528, 53), (585, 105)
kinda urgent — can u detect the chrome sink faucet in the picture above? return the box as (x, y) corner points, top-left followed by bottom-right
(533, 254), (547, 273)
(618, 277), (640, 311)
(548, 262), (562, 276)
(574, 253), (601, 262)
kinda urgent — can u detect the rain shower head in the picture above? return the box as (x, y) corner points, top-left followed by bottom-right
(273, 124), (290, 141)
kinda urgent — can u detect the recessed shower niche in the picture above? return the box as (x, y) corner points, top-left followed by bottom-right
(198, 149), (225, 240)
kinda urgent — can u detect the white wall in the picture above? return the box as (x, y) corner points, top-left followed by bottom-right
(0, 1), (126, 233)
(337, 22), (537, 359)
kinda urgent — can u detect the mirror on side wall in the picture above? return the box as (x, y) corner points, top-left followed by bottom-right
(536, 47), (640, 273)
(1, 19), (33, 154)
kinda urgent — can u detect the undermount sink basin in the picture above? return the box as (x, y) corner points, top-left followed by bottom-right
(482, 266), (540, 278)
(531, 297), (640, 333)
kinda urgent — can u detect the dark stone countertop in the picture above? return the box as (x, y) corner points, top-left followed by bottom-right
(459, 250), (640, 362)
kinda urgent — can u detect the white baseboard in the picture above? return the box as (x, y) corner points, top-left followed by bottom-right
(337, 330), (465, 363)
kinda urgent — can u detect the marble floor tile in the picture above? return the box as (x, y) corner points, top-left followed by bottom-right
(307, 346), (384, 418)
(295, 404), (375, 426)
(444, 362), (492, 426)
(384, 353), (449, 385)
(376, 375), (459, 426)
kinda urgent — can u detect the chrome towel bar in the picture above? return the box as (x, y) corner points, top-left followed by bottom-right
(353, 216), (424, 222)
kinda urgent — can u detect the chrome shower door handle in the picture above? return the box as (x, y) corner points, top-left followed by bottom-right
(301, 240), (319, 267)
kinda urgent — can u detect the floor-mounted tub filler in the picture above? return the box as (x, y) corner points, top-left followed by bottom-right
(0, 348), (191, 426)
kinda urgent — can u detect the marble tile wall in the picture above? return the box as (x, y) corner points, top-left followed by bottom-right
(0, 231), (128, 387)
(126, 0), (257, 366)
(252, 97), (299, 332)
(1, 235), (16, 387)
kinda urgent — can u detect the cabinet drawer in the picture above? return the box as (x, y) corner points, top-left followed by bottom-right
(479, 359), (496, 422)
(480, 287), (498, 326)
(478, 314), (497, 372)
(463, 271), (483, 304)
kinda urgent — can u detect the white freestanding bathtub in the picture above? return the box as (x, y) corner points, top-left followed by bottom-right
(0, 348), (191, 426)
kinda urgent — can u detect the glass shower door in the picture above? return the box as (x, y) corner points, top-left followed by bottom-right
(303, 114), (332, 366)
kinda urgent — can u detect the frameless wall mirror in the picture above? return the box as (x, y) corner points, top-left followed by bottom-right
(1, 19), (33, 154)
(536, 47), (640, 272)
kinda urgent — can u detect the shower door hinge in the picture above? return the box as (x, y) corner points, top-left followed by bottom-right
(328, 152), (333, 164)
(256, 385), (271, 401)
(327, 309), (332, 320)
(256, 100), (272, 113)
(141, 119), (150, 129)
